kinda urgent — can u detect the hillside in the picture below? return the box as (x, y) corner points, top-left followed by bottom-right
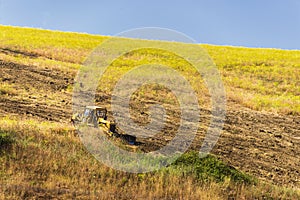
(0, 25), (299, 199)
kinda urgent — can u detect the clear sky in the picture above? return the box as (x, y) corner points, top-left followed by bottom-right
(0, 0), (299, 49)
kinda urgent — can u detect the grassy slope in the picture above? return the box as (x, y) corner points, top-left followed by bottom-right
(0, 25), (300, 199)
(1, 117), (299, 199)
(1, 25), (299, 115)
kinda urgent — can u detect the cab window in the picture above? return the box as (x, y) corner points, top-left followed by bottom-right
(84, 109), (90, 117)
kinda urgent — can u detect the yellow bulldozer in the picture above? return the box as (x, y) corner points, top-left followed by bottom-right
(71, 106), (136, 145)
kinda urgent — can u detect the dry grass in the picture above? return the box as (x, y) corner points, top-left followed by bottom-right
(1, 25), (300, 199)
(0, 117), (299, 199)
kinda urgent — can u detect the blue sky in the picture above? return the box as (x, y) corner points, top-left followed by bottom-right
(0, 0), (299, 49)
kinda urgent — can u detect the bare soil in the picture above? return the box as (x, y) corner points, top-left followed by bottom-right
(0, 58), (299, 187)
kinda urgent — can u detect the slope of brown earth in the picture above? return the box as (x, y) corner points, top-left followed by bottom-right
(0, 55), (299, 187)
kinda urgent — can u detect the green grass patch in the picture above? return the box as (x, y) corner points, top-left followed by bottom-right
(0, 130), (15, 147)
(171, 151), (255, 184)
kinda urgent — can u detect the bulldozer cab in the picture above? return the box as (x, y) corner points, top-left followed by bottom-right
(83, 106), (107, 125)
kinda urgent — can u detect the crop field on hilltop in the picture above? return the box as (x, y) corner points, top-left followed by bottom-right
(0, 25), (300, 199)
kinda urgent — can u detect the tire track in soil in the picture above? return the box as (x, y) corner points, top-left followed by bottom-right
(1, 60), (74, 92)
(0, 59), (74, 121)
